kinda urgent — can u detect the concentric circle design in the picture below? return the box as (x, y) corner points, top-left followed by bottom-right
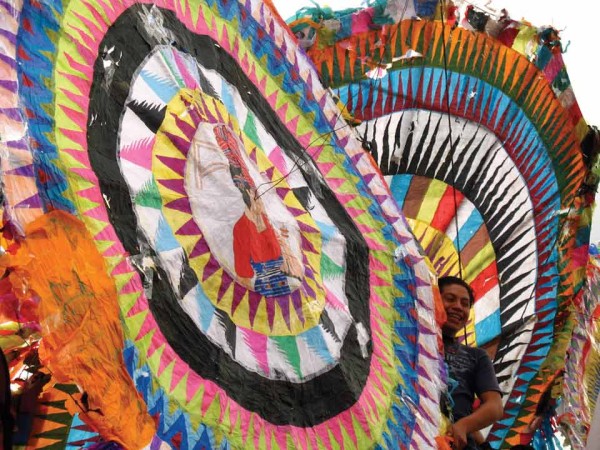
(388, 174), (500, 345)
(135, 81), (327, 336)
(87, 5), (373, 411)
(15, 0), (432, 447)
(303, 16), (586, 447)
(114, 44), (362, 383)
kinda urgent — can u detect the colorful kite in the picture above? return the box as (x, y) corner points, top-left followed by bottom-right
(0, 0), (449, 448)
(563, 238), (600, 449)
(290, 0), (598, 447)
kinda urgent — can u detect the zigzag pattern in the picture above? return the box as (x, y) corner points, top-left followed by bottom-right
(148, 90), (326, 340)
(16, 0), (74, 214)
(298, 12), (588, 449)
(124, 342), (226, 450)
(10, 0), (442, 447)
(316, 20), (583, 199)
(0, 0), (44, 230)
(26, 383), (74, 448)
(25, 383), (104, 449)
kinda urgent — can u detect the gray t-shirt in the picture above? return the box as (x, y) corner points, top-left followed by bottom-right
(444, 339), (501, 421)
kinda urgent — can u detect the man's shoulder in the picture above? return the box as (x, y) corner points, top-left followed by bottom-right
(458, 345), (501, 393)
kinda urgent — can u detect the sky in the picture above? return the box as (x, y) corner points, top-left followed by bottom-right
(273, 0), (600, 242)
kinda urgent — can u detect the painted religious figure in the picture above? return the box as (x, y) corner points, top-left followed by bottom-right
(214, 125), (303, 295)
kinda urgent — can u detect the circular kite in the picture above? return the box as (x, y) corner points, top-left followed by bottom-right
(291, 5), (590, 448)
(3, 0), (444, 448)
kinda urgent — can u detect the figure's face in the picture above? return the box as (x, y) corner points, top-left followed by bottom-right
(441, 283), (471, 336)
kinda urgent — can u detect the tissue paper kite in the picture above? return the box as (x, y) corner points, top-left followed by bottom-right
(0, 0), (446, 448)
(289, 1), (598, 447)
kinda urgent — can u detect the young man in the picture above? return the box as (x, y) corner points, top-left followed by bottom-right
(440, 276), (503, 450)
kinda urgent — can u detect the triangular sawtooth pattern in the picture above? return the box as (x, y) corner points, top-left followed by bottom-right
(299, 12), (591, 449)
(25, 383), (87, 448)
(325, 20), (584, 198)
(123, 343), (227, 450)
(65, 413), (105, 447)
(12, 0), (444, 447)
(0, 2), (45, 228)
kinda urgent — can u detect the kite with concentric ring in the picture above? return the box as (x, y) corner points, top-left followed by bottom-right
(0, 0), (445, 448)
(290, 3), (597, 447)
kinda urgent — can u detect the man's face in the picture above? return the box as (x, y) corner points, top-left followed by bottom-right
(441, 283), (471, 336)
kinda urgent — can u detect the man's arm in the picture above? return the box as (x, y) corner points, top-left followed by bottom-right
(450, 390), (503, 450)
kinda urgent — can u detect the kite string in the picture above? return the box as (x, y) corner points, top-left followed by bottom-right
(518, 197), (579, 325)
(437, 2), (512, 351)
(254, 3), (409, 201)
(439, 1), (464, 282)
(440, 1), (571, 333)
(436, 1), (521, 354)
(492, 195), (579, 371)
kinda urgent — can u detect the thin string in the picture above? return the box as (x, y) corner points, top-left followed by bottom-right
(3, 2), (410, 417)
(436, 2), (557, 356)
(440, 1), (478, 348)
(254, 2), (410, 201)
(491, 196), (581, 372)
(430, 3), (589, 374)
(439, 1), (464, 282)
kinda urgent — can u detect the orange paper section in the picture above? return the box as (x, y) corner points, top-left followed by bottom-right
(14, 211), (155, 448)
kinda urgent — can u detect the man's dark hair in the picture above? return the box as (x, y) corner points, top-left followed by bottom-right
(438, 276), (475, 306)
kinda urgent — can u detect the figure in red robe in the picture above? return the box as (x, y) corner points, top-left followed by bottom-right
(214, 125), (302, 296)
